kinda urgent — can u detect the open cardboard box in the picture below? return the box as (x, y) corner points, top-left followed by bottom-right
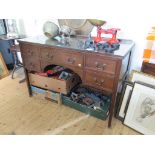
(31, 86), (62, 104)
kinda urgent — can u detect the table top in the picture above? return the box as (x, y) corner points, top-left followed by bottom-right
(18, 35), (135, 58)
(0, 34), (27, 41)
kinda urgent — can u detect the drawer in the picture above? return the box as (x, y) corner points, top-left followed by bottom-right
(29, 73), (81, 94)
(40, 46), (56, 61)
(59, 51), (83, 68)
(21, 44), (40, 58)
(84, 70), (115, 92)
(24, 58), (41, 72)
(85, 54), (117, 74)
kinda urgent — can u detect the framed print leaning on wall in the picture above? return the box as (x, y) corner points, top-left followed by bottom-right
(129, 70), (155, 85)
(117, 81), (133, 121)
(124, 82), (155, 135)
(0, 53), (9, 79)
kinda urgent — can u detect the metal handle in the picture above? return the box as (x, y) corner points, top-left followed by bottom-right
(67, 57), (75, 64)
(46, 53), (54, 59)
(94, 77), (104, 86)
(95, 62), (107, 70)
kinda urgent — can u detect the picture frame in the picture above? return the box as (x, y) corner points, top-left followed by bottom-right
(117, 81), (133, 121)
(124, 82), (155, 135)
(0, 53), (9, 79)
(0, 19), (7, 35)
(129, 70), (155, 86)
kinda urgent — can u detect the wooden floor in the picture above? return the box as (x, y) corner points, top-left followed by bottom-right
(0, 69), (139, 135)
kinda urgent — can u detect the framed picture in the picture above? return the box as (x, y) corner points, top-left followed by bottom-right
(0, 19), (7, 35)
(0, 53), (9, 79)
(129, 70), (155, 86)
(124, 82), (155, 135)
(117, 81), (133, 121)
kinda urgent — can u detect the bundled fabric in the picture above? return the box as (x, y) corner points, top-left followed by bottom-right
(143, 27), (155, 64)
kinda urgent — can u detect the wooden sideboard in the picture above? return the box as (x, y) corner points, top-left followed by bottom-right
(18, 36), (134, 127)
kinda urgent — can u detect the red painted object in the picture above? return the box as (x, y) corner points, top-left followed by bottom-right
(94, 27), (120, 44)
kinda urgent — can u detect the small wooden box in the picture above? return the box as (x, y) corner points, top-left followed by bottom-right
(141, 61), (155, 76)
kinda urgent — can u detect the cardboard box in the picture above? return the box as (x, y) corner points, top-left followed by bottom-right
(45, 90), (62, 104)
(31, 86), (61, 104)
(31, 85), (46, 100)
(29, 73), (81, 95)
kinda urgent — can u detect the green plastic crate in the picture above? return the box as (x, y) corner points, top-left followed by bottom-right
(62, 95), (111, 120)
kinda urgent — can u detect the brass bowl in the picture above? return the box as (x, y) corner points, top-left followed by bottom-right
(87, 19), (106, 26)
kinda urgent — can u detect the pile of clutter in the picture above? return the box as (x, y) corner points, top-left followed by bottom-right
(70, 85), (111, 111)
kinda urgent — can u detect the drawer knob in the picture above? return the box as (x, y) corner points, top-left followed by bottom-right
(78, 64), (82, 67)
(67, 58), (75, 64)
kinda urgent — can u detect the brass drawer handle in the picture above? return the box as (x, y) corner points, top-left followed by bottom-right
(94, 77), (104, 86)
(28, 50), (33, 56)
(46, 53), (54, 59)
(101, 80), (105, 83)
(95, 62), (107, 70)
(67, 58), (75, 64)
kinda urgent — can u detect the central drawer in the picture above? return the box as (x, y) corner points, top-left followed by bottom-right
(58, 51), (83, 68)
(84, 70), (115, 92)
(85, 54), (117, 74)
